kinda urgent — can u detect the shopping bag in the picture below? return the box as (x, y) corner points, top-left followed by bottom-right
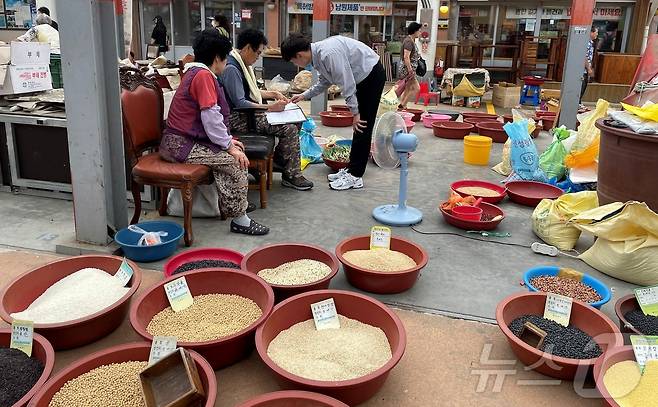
(532, 191), (599, 251)
(300, 119), (322, 165)
(503, 120), (547, 182)
(394, 77), (408, 98)
(571, 201), (658, 285)
(377, 87), (399, 117)
(539, 127), (571, 180)
(167, 185), (221, 218)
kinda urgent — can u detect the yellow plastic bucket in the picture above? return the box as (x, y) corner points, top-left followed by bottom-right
(463, 135), (493, 166)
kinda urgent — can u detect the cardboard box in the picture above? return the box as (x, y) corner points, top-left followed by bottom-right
(541, 89), (561, 100)
(451, 94), (465, 107)
(7, 42), (50, 65)
(465, 96), (481, 108)
(492, 83), (521, 108)
(547, 99), (560, 113)
(0, 64), (52, 95)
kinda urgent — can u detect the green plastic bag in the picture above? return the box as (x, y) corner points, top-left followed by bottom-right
(539, 127), (570, 181)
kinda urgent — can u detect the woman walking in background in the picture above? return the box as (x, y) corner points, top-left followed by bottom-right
(150, 16), (169, 55)
(397, 22), (422, 110)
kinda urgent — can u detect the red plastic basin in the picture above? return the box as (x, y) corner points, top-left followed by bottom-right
(163, 247), (244, 278)
(27, 342), (216, 407)
(0, 255), (142, 350)
(432, 121), (474, 139)
(241, 243), (340, 302)
(502, 114), (513, 123)
(401, 108), (423, 122)
(330, 105), (351, 113)
(323, 157), (349, 172)
(129, 269), (274, 369)
(335, 235), (428, 294)
(255, 290), (406, 406)
(476, 121), (508, 143)
(542, 116), (556, 131)
(236, 391), (349, 407)
(614, 294), (643, 335)
(464, 117), (497, 126)
(451, 205), (482, 221)
(496, 292), (623, 380)
(462, 112), (499, 120)
(505, 181), (564, 207)
(450, 179), (507, 204)
(0, 329), (55, 407)
(439, 202), (505, 231)
(593, 345), (634, 407)
(320, 111), (353, 127)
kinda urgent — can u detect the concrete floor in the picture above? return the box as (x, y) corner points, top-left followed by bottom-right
(0, 100), (635, 324)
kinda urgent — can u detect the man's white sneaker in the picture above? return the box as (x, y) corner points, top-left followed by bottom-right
(329, 174), (363, 190)
(327, 168), (348, 182)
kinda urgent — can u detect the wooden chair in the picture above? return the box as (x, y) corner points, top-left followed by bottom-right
(120, 68), (212, 247)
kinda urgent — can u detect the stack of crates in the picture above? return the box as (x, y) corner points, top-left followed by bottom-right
(49, 54), (63, 89)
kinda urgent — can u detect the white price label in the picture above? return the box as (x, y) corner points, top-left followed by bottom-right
(630, 335), (658, 371)
(164, 276), (194, 312)
(635, 286), (658, 316)
(310, 298), (340, 330)
(370, 226), (391, 250)
(148, 336), (178, 366)
(543, 293), (573, 326)
(114, 258), (134, 287)
(10, 319), (33, 356)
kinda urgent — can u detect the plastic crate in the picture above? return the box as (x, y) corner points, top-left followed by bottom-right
(49, 54), (63, 89)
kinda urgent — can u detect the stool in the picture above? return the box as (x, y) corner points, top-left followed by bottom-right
(520, 76), (545, 106)
(415, 81), (440, 106)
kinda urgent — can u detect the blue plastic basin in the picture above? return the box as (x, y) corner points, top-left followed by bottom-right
(523, 266), (611, 309)
(114, 221), (183, 262)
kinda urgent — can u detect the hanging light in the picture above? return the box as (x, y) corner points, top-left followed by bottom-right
(439, 4), (449, 14)
(267, 0), (276, 10)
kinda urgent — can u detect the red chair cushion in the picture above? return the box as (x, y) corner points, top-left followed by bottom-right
(132, 153), (210, 183)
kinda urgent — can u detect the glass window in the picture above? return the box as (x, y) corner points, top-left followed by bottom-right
(458, 5), (495, 59)
(236, 2), (265, 35)
(330, 15), (354, 37)
(359, 16), (385, 46)
(289, 14), (312, 37)
(205, 0), (233, 37)
(495, 6), (531, 59)
(142, 0), (171, 50)
(172, 0), (202, 46)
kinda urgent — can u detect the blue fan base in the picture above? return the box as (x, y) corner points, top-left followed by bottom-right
(372, 204), (423, 226)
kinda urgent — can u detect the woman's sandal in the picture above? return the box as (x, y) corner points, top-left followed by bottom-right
(230, 220), (270, 236)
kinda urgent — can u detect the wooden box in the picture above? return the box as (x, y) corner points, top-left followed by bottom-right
(140, 348), (205, 407)
(595, 53), (641, 85)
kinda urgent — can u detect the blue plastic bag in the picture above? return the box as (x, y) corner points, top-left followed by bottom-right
(503, 120), (548, 183)
(299, 118), (322, 164)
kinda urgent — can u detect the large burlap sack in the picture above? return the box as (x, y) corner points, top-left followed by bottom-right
(571, 201), (658, 285)
(532, 191), (599, 251)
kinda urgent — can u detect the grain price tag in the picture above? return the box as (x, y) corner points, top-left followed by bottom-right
(310, 298), (340, 330)
(164, 276), (193, 312)
(630, 335), (658, 372)
(148, 336), (177, 366)
(543, 293), (573, 326)
(370, 226), (391, 250)
(10, 319), (33, 356)
(557, 268), (584, 281)
(634, 285), (658, 317)
(114, 258), (134, 287)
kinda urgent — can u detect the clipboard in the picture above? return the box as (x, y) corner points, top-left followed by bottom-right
(265, 103), (307, 125)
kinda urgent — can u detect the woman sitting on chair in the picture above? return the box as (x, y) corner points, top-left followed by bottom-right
(159, 28), (269, 236)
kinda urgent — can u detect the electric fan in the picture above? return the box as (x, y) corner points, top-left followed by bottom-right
(371, 112), (423, 226)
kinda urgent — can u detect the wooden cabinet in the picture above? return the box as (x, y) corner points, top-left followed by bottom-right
(595, 53), (641, 85)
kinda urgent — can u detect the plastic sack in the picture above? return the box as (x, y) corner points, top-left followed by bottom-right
(549, 176), (597, 194)
(621, 101), (658, 122)
(127, 225), (168, 246)
(609, 109), (658, 134)
(512, 109), (537, 135)
(539, 127), (571, 180)
(571, 201), (658, 285)
(492, 139), (512, 176)
(300, 118), (322, 166)
(452, 75), (485, 97)
(503, 120), (547, 182)
(377, 87), (399, 117)
(570, 99), (609, 153)
(167, 185), (221, 218)
(564, 135), (599, 169)
(292, 70), (312, 92)
(269, 74), (291, 94)
(532, 191), (599, 251)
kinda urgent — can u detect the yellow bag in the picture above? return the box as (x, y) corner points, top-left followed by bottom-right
(621, 101), (658, 122)
(452, 75), (485, 97)
(532, 191), (599, 251)
(571, 201), (658, 285)
(377, 87), (399, 117)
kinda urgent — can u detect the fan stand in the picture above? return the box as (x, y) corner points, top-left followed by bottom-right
(372, 153), (423, 226)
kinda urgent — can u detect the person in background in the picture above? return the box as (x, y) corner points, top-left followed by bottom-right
(160, 29), (269, 236)
(150, 15), (168, 55)
(219, 29), (313, 191)
(581, 26), (598, 103)
(398, 22), (422, 110)
(359, 23), (372, 47)
(283, 34), (385, 191)
(16, 13), (59, 54)
(210, 14), (231, 39)
(37, 7), (57, 30)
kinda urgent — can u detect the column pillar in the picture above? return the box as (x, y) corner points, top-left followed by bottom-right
(311, 0), (331, 115)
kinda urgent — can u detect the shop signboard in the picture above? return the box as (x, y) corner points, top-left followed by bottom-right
(505, 7), (538, 19)
(593, 7), (623, 21)
(536, 7), (623, 21)
(288, 0), (393, 15)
